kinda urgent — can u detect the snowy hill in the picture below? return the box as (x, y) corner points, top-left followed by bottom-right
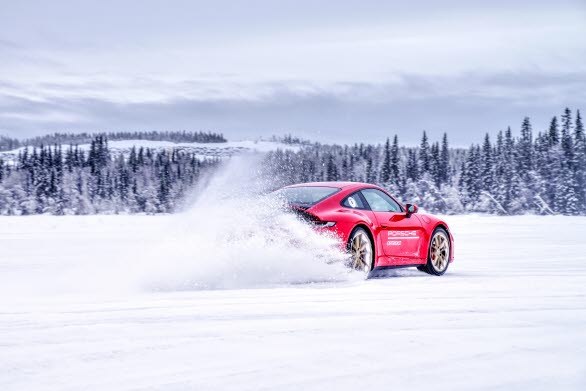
(0, 139), (299, 162)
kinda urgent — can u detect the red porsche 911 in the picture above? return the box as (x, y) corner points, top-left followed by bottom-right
(274, 182), (454, 276)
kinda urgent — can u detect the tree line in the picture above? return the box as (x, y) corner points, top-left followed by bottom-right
(0, 130), (226, 152)
(263, 108), (585, 215)
(0, 108), (584, 215)
(0, 136), (219, 215)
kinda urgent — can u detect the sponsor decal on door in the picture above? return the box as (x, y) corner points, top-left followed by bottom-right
(386, 230), (419, 246)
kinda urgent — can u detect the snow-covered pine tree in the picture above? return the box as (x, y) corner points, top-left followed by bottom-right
(517, 117), (533, 178)
(365, 155), (374, 183)
(554, 159), (580, 215)
(533, 132), (554, 214)
(390, 135), (400, 188)
(419, 131), (430, 175)
(457, 159), (468, 206)
(561, 108), (575, 170)
(548, 116), (559, 147)
(463, 145), (482, 208)
(493, 130), (504, 192)
(439, 133), (450, 186)
(554, 108), (580, 214)
(495, 127), (521, 213)
(430, 142), (441, 188)
(481, 133), (494, 196)
(574, 110), (586, 212)
(380, 138), (391, 184)
(406, 149), (419, 182)
(326, 154), (339, 181)
(341, 154), (348, 181)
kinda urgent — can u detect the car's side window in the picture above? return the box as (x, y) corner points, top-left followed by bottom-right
(342, 192), (366, 209)
(360, 188), (402, 212)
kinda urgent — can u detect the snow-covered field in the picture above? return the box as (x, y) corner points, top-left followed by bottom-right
(1, 213), (585, 391)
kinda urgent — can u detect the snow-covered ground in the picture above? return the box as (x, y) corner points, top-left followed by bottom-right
(1, 213), (585, 391)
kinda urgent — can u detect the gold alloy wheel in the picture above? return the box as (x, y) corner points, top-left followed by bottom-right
(430, 231), (450, 273)
(350, 230), (373, 274)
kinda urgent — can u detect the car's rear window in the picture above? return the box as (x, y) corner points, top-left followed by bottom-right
(273, 186), (341, 208)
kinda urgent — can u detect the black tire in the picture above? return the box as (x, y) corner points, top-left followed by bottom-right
(418, 227), (451, 276)
(347, 227), (374, 276)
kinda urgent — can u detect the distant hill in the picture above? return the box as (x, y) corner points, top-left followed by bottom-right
(0, 131), (226, 152)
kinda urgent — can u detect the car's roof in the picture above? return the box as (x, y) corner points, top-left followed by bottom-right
(285, 181), (378, 190)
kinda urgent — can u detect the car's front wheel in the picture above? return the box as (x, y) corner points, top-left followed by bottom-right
(419, 227), (451, 276)
(348, 227), (374, 276)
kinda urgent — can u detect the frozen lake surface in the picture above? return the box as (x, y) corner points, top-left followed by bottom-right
(1, 214), (585, 390)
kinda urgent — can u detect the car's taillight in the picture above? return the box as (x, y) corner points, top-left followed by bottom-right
(288, 206), (336, 228)
(313, 221), (336, 228)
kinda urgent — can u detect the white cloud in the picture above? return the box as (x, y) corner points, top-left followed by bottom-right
(0, 0), (584, 141)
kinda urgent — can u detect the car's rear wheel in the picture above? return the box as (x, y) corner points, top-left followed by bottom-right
(348, 227), (373, 276)
(419, 228), (450, 276)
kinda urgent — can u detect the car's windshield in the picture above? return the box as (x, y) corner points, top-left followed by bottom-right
(273, 186), (341, 208)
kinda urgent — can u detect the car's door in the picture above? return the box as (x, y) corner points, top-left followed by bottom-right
(360, 188), (425, 262)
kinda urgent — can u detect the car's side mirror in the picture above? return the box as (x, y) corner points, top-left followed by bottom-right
(406, 203), (418, 216)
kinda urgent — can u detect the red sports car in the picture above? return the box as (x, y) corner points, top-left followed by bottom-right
(274, 182), (454, 276)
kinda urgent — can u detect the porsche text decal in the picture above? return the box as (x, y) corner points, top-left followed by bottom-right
(387, 230), (419, 239)
(386, 230), (419, 246)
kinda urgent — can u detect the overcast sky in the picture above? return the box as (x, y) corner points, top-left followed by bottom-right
(1, 0), (585, 145)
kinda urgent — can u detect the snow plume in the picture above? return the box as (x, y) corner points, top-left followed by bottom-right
(135, 154), (355, 291)
(0, 154), (355, 298)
